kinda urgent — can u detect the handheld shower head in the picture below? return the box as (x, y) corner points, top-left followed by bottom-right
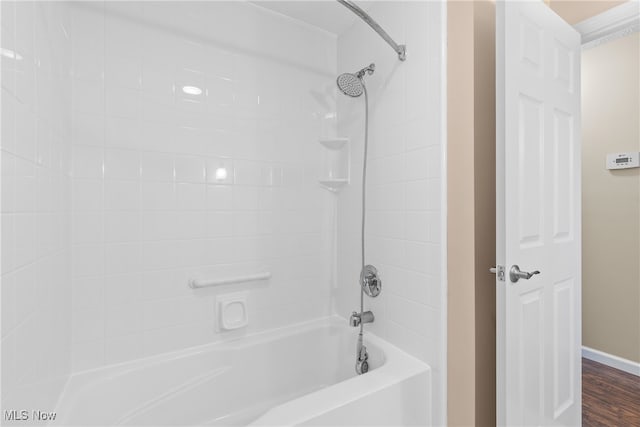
(336, 63), (375, 98)
(337, 73), (363, 97)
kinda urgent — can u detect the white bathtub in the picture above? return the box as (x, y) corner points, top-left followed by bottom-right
(54, 317), (431, 426)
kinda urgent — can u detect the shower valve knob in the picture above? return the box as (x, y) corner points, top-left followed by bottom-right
(360, 265), (382, 298)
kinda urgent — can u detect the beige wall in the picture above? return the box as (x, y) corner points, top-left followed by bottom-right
(473, 2), (496, 425)
(447, 1), (496, 425)
(581, 32), (640, 363)
(447, 2), (476, 424)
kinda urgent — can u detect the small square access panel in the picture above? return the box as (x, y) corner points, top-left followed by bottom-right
(216, 292), (248, 331)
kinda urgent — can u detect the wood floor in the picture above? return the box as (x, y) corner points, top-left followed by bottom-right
(583, 358), (640, 427)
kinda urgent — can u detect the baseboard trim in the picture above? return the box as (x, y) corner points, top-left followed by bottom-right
(582, 346), (640, 376)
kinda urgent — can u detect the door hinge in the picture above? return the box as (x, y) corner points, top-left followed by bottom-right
(489, 265), (505, 282)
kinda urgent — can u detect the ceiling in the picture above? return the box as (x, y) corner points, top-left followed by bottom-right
(250, 1), (374, 35)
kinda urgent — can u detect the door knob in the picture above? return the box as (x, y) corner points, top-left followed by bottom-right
(509, 265), (540, 283)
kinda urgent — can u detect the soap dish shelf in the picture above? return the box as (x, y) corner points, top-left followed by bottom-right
(319, 178), (349, 192)
(318, 137), (349, 193)
(319, 138), (349, 150)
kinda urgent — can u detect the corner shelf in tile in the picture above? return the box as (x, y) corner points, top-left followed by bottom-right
(319, 178), (349, 192)
(318, 137), (350, 193)
(319, 137), (349, 150)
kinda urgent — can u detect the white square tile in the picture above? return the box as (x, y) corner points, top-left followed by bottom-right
(141, 152), (174, 181)
(232, 212), (259, 236)
(141, 182), (175, 211)
(141, 269), (184, 300)
(1, 214), (16, 274)
(104, 211), (140, 242)
(14, 157), (36, 212)
(105, 305), (143, 338)
(14, 213), (36, 267)
(141, 240), (177, 271)
(73, 179), (103, 211)
(73, 212), (104, 244)
(404, 148), (429, 181)
(206, 158), (234, 185)
(1, 272), (17, 336)
(175, 211), (206, 239)
(15, 65), (36, 110)
(141, 63), (175, 103)
(405, 211), (429, 242)
(105, 117), (142, 149)
(105, 86), (141, 119)
(14, 104), (36, 161)
(104, 148), (140, 181)
(233, 160), (261, 186)
(105, 14), (141, 60)
(405, 118), (429, 151)
(142, 298), (181, 330)
(1, 93), (17, 153)
(73, 113), (105, 147)
(405, 180), (429, 211)
(72, 276), (105, 309)
(72, 79), (104, 115)
(71, 5), (105, 53)
(425, 179), (441, 211)
(72, 244), (104, 278)
(105, 55), (141, 90)
(206, 185), (232, 210)
(404, 241), (430, 273)
(175, 155), (205, 183)
(73, 145), (104, 179)
(141, 211), (178, 241)
(104, 272), (143, 310)
(424, 146), (441, 179)
(105, 243), (141, 275)
(72, 307), (105, 343)
(175, 183), (206, 211)
(105, 334), (143, 365)
(72, 51), (105, 83)
(176, 68), (206, 110)
(232, 186), (259, 211)
(206, 212), (233, 237)
(105, 180), (140, 211)
(207, 75), (234, 109)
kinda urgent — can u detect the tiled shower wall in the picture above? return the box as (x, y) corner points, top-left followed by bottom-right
(1, 1), (73, 412)
(69, 2), (337, 371)
(335, 2), (446, 424)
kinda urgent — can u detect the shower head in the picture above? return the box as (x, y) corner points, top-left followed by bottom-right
(337, 73), (363, 97)
(336, 63), (375, 97)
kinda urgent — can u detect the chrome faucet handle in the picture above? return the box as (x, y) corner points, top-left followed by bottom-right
(360, 265), (382, 297)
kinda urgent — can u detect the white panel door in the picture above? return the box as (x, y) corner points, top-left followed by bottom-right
(496, 1), (581, 426)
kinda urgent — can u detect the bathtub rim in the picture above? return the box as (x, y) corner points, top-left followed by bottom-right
(55, 315), (430, 425)
(249, 327), (431, 426)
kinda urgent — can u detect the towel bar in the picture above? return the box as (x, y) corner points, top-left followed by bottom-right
(188, 272), (271, 289)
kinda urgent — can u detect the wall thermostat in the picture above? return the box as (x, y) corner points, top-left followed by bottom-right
(606, 152), (639, 170)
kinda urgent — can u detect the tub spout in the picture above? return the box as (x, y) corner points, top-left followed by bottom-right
(349, 310), (374, 327)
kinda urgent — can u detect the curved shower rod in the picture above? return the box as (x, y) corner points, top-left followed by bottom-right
(337, 0), (406, 61)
